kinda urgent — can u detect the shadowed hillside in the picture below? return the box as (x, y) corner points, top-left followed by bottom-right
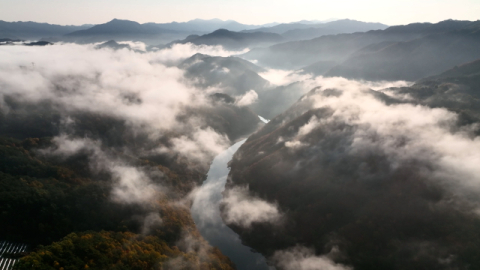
(224, 61), (480, 270)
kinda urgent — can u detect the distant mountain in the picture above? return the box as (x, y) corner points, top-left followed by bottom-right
(243, 19), (476, 70)
(0, 18), (387, 46)
(283, 19), (388, 40)
(0, 20), (91, 40)
(0, 38), (53, 46)
(57, 19), (281, 45)
(25, 41), (53, 46)
(292, 19), (339, 24)
(5, 18), (379, 46)
(60, 19), (184, 44)
(168, 29), (284, 50)
(0, 38), (23, 45)
(242, 23), (317, 34)
(0, 18), (279, 44)
(325, 21), (480, 81)
(149, 18), (275, 33)
(322, 19), (388, 31)
(67, 19), (172, 36)
(242, 19), (388, 41)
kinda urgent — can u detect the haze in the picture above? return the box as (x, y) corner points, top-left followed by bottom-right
(1, 0), (479, 25)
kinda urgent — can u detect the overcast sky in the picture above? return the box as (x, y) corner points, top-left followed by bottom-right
(1, 0), (479, 26)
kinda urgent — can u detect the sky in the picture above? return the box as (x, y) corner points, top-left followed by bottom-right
(0, 0), (479, 26)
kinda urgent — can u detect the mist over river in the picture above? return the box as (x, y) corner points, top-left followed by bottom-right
(191, 139), (273, 270)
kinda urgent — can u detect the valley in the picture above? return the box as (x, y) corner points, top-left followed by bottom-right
(1, 12), (480, 270)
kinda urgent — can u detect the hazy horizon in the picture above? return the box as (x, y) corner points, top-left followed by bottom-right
(1, 0), (479, 26)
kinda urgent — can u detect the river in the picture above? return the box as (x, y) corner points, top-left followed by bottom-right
(191, 139), (273, 270)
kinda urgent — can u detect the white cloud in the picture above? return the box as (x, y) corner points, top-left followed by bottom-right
(284, 116), (321, 150)
(289, 76), (480, 204)
(110, 165), (159, 205)
(272, 246), (352, 270)
(221, 186), (282, 228)
(235, 89), (259, 106)
(42, 135), (161, 205)
(166, 127), (230, 162)
(260, 69), (312, 86)
(285, 140), (307, 149)
(118, 41), (148, 52)
(0, 43), (234, 163)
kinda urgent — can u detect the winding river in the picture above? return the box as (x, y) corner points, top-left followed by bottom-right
(191, 139), (272, 270)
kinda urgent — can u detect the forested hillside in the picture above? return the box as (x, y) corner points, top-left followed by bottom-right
(224, 60), (480, 270)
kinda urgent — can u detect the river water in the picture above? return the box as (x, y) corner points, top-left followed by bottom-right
(191, 139), (272, 270)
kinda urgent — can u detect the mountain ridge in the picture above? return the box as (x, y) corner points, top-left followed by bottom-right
(167, 28), (284, 50)
(243, 19), (480, 73)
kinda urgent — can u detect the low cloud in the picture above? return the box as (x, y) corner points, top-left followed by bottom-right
(0, 43), (236, 164)
(189, 180), (226, 226)
(280, 75), (480, 207)
(118, 41), (147, 52)
(272, 246), (352, 270)
(285, 140), (307, 149)
(251, 71), (411, 120)
(221, 186), (282, 228)
(259, 69), (312, 86)
(235, 89), (259, 106)
(360, 79), (412, 90)
(284, 115), (321, 150)
(42, 135), (161, 205)
(165, 127), (230, 163)
(110, 165), (159, 205)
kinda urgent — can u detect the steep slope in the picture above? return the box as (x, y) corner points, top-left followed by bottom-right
(224, 63), (480, 270)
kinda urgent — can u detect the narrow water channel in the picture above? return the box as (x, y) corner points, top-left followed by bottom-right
(191, 139), (272, 270)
